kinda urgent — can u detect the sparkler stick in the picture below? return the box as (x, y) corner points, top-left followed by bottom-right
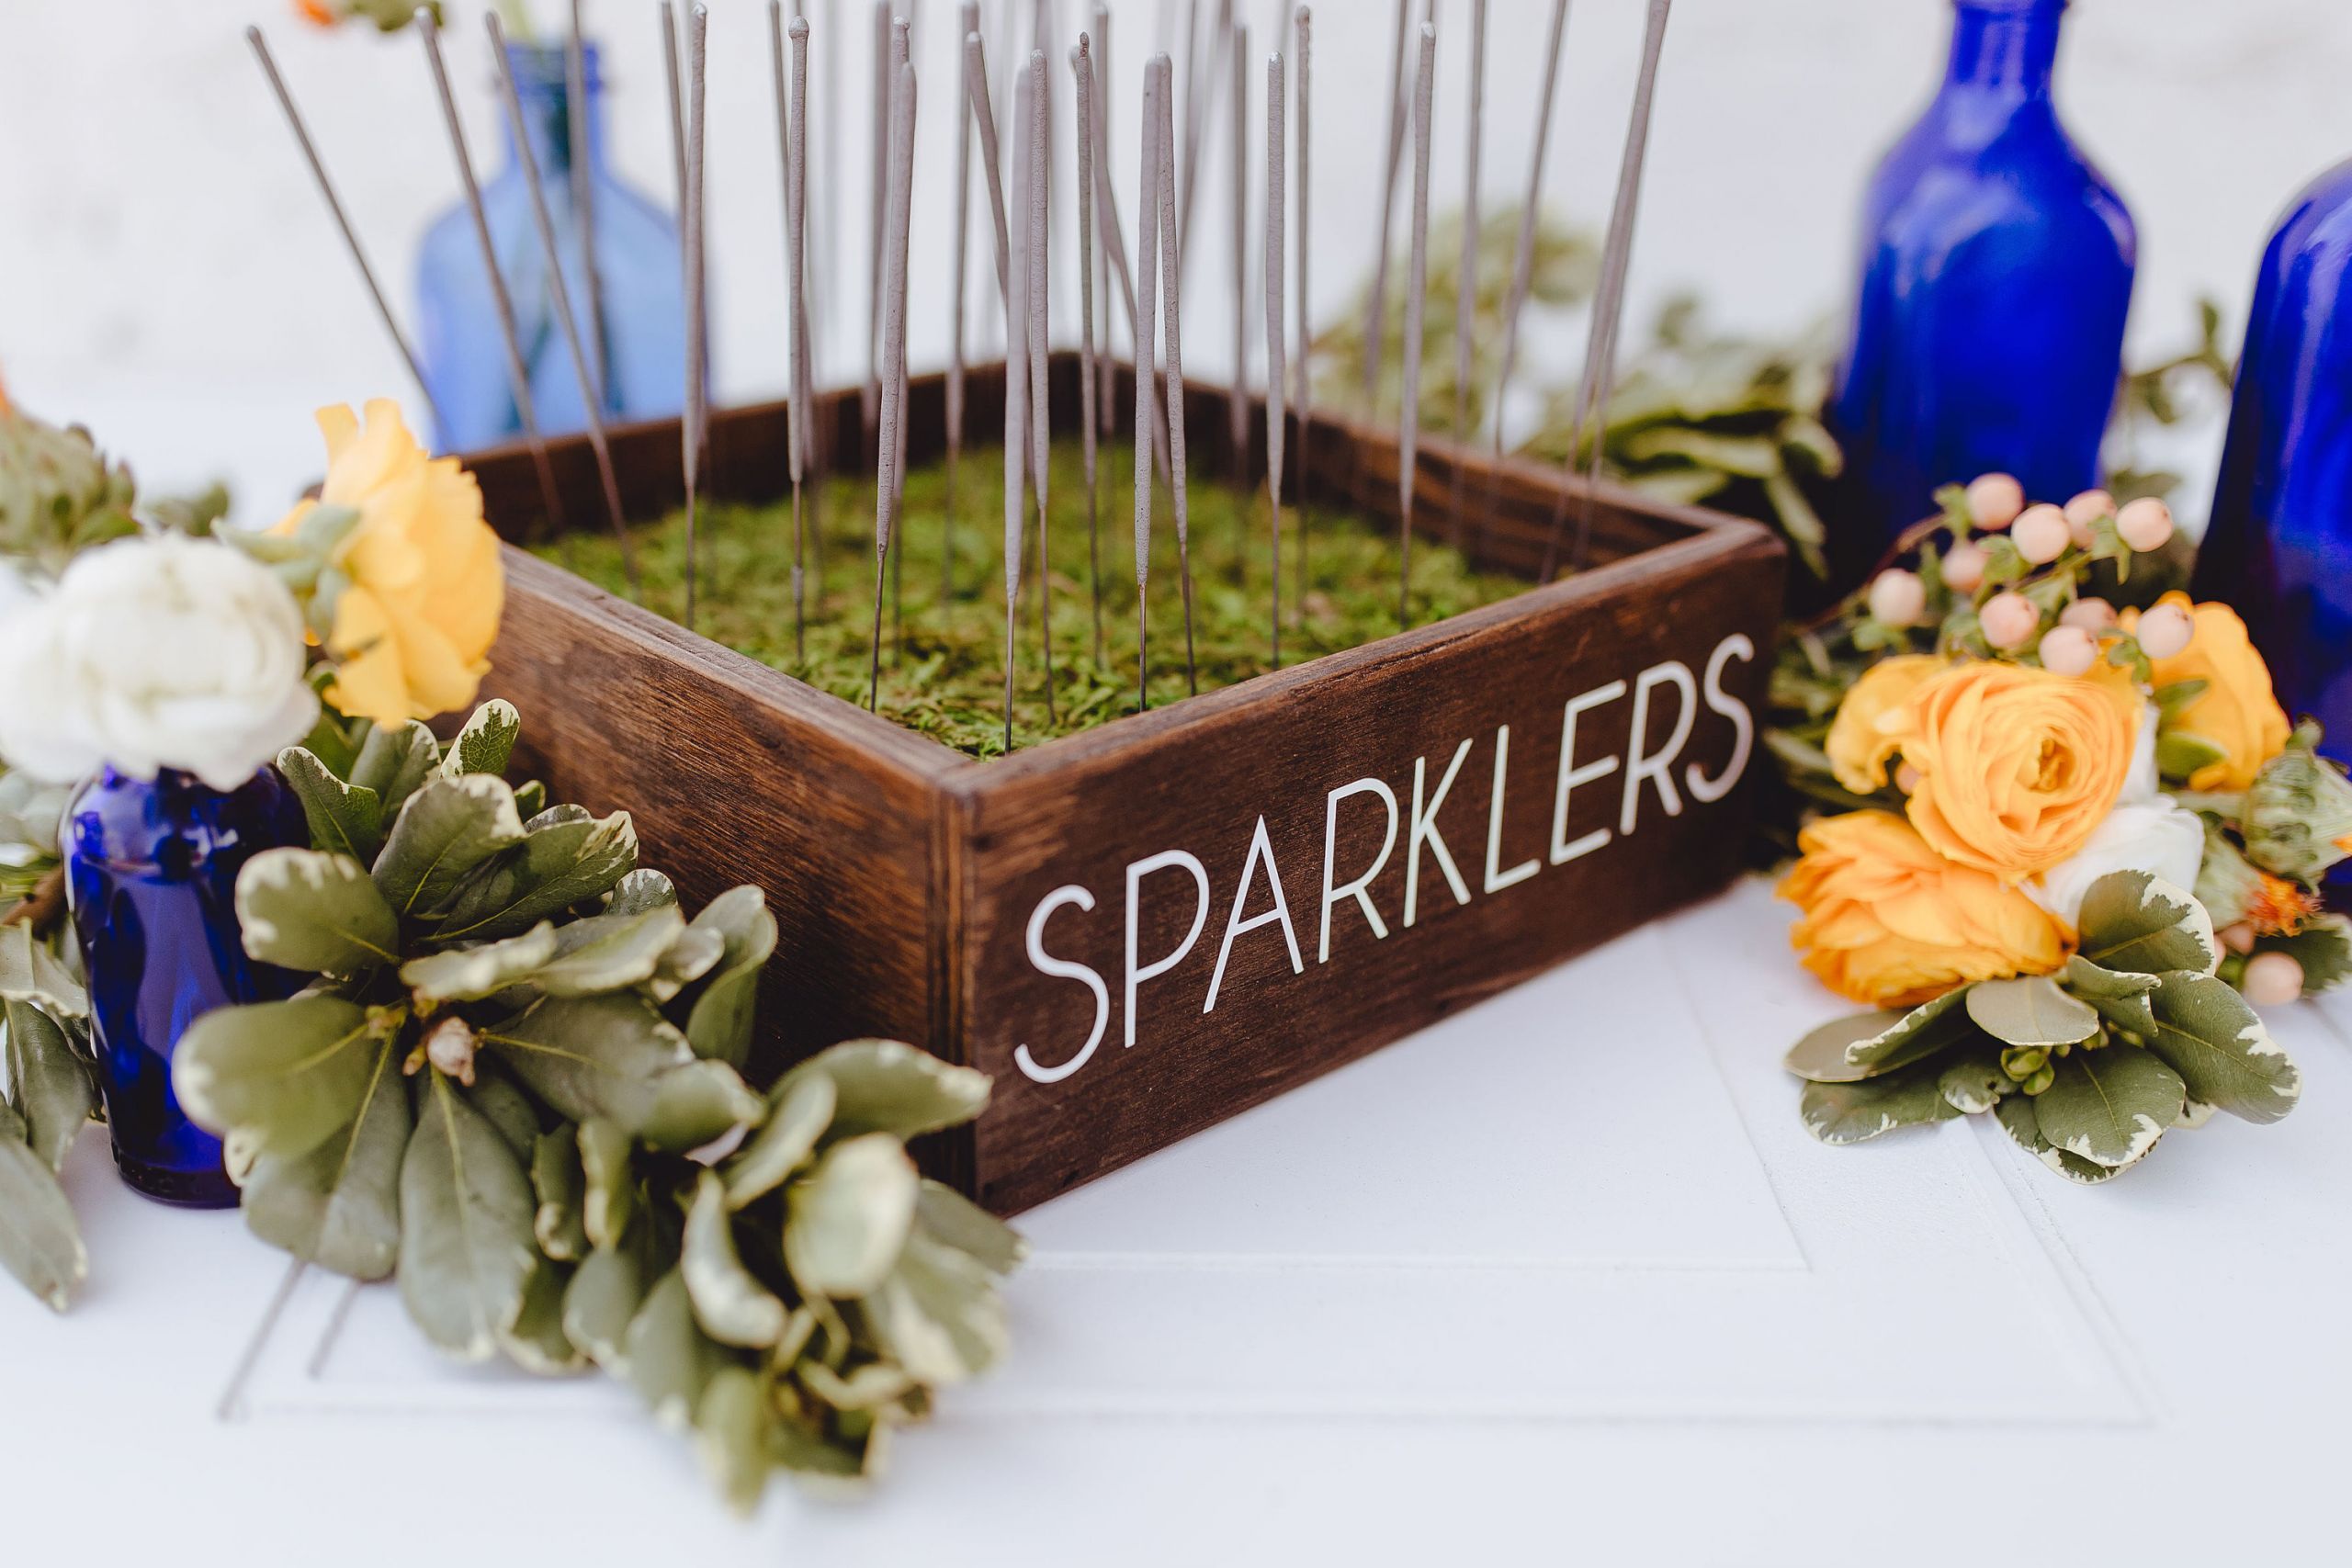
(247, 27), (446, 441)
(1227, 21), (1249, 493)
(998, 47), (1032, 752)
(1357, 0), (1411, 408)
(1292, 4), (1311, 621)
(1026, 50), (1056, 725)
(681, 4), (709, 629)
(871, 58), (918, 711)
(662, 2), (685, 212)
(947, 0), (978, 604)
(890, 15), (911, 656)
(414, 11), (573, 570)
(567, 0), (608, 402)
(1092, 3), (1116, 440)
(1133, 56), (1164, 714)
(1073, 36), (1105, 668)
(1448, 0), (1487, 547)
(1155, 53), (1198, 696)
(1398, 20), (1435, 629)
(487, 11), (640, 592)
(776, 5), (810, 660)
(866, 2), (888, 452)
(1547, 0), (1673, 581)
(1485, 0), (1570, 552)
(1084, 45), (1166, 483)
(1263, 46), (1286, 671)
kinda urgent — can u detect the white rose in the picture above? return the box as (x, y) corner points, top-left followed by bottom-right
(0, 533), (319, 792)
(2030, 796), (2208, 931)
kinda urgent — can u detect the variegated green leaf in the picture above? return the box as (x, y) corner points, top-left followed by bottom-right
(858, 1228), (1011, 1384)
(915, 1179), (1027, 1276)
(396, 1073), (537, 1361)
(238, 1037), (408, 1280)
(4, 998), (95, 1172)
(562, 1241), (646, 1369)
(723, 1069), (837, 1209)
(373, 773), (526, 919)
(1797, 1058), (1963, 1145)
(1935, 1052), (2010, 1116)
(0, 1101), (85, 1312)
(530, 1127), (587, 1261)
(346, 719), (439, 819)
(682, 887), (777, 1067)
(234, 849), (399, 976)
(2143, 971), (2301, 1123)
(2033, 1047), (2183, 1169)
(785, 1132), (920, 1299)
(1781, 988), (1974, 1083)
(1965, 975), (2099, 1049)
(500, 1258), (587, 1374)
(695, 1364), (774, 1515)
(429, 807), (638, 943)
(578, 1117), (639, 1251)
(480, 992), (762, 1151)
(625, 1267), (724, 1430)
(399, 922), (561, 1004)
(2077, 871), (2218, 977)
(275, 745), (385, 863)
(439, 699), (520, 780)
(2064, 955), (2159, 1037)
(1995, 1092), (2125, 1184)
(780, 1039), (992, 1140)
(174, 995), (377, 1162)
(0, 922), (87, 1020)
(534, 905), (687, 997)
(684, 1170), (788, 1348)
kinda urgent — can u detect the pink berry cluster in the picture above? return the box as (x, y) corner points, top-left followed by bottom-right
(1862, 471), (2187, 677)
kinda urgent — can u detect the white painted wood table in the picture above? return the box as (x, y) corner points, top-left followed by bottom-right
(9, 877), (2346, 1565)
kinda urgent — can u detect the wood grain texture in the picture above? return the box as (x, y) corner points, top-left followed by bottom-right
(465, 359), (1785, 1213)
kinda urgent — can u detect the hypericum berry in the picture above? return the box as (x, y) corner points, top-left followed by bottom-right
(1867, 568), (1927, 628)
(2013, 503), (2071, 565)
(2242, 950), (2305, 1007)
(1942, 538), (1989, 593)
(1894, 761), (1922, 794)
(2136, 602), (2195, 660)
(1965, 472), (2025, 531)
(2063, 488), (2113, 548)
(2117, 495), (2176, 552)
(2058, 597), (2118, 633)
(2221, 922), (2258, 954)
(1980, 591), (2041, 649)
(2038, 625), (2098, 677)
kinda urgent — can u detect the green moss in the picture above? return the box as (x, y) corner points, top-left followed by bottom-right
(540, 440), (1530, 759)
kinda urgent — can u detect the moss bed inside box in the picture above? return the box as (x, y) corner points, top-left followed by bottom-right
(540, 438), (1531, 757)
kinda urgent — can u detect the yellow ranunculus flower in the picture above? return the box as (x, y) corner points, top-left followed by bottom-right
(2133, 592), (2290, 792)
(1779, 811), (2074, 1009)
(275, 400), (503, 726)
(1887, 660), (2138, 883)
(1825, 654), (1941, 795)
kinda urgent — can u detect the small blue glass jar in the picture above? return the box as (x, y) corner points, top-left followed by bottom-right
(63, 767), (309, 1207)
(416, 39), (690, 453)
(2191, 157), (2352, 766)
(1827, 0), (2135, 581)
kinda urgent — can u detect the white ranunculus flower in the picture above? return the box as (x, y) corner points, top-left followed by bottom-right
(2030, 796), (2208, 930)
(0, 533), (319, 792)
(2119, 700), (2161, 806)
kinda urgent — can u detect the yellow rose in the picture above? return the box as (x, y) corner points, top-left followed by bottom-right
(1888, 660), (2137, 883)
(1825, 655), (1941, 795)
(2135, 592), (2290, 792)
(1779, 811), (2073, 1009)
(275, 400), (503, 726)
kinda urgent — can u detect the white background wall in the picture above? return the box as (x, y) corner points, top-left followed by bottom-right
(3, 0), (2347, 523)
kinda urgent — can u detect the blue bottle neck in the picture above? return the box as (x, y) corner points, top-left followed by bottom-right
(498, 40), (607, 179)
(1941, 0), (2064, 104)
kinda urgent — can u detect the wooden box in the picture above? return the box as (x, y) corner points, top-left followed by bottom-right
(467, 358), (1785, 1214)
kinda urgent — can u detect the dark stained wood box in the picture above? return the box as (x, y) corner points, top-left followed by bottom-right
(466, 357), (1785, 1214)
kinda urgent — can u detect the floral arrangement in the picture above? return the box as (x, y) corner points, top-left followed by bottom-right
(0, 390), (1019, 1507)
(1770, 474), (2340, 1180)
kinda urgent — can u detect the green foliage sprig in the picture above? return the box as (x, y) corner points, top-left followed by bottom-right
(1785, 870), (2301, 1181)
(171, 700), (1021, 1506)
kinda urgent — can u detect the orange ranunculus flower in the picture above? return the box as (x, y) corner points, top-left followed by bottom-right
(2132, 592), (2291, 792)
(1779, 811), (2074, 1008)
(1825, 654), (1941, 795)
(1887, 660), (2138, 883)
(274, 400), (503, 726)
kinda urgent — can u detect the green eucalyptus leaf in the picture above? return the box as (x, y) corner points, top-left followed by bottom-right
(399, 922), (560, 1004)
(500, 1258), (588, 1374)
(684, 1170), (789, 1348)
(0, 1111), (85, 1312)
(274, 746), (385, 863)
(625, 1267), (724, 1430)
(779, 1039), (993, 1141)
(1797, 1058), (1963, 1145)
(1781, 989), (1975, 1083)
(0, 922), (88, 1020)
(2143, 971), (2302, 1123)
(915, 1179), (1027, 1276)
(562, 1241), (646, 1369)
(530, 1127), (588, 1262)
(2031, 1047), (2183, 1169)
(234, 849), (400, 976)
(577, 1117), (639, 1252)
(238, 1037), (407, 1280)
(784, 1132), (920, 1299)
(695, 1364), (775, 1515)
(4, 998), (95, 1172)
(534, 905), (687, 998)
(2077, 871), (2218, 977)
(2063, 955), (2160, 1037)
(1965, 975), (2100, 1049)
(1936, 1052), (2010, 1116)
(723, 1069), (837, 1209)
(1995, 1090), (2125, 1184)
(174, 996), (377, 1162)
(858, 1227), (1012, 1384)
(397, 1073), (538, 1361)
(428, 807), (638, 943)
(347, 720), (440, 818)
(480, 993), (762, 1151)
(682, 888), (776, 1067)
(439, 699), (520, 780)
(373, 774), (527, 919)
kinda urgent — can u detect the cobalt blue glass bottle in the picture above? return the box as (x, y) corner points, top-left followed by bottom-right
(1827, 0), (2135, 581)
(2192, 157), (2352, 765)
(64, 766), (309, 1207)
(416, 39), (688, 453)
